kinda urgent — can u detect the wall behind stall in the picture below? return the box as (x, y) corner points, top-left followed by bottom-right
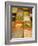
(0, 0), (38, 46)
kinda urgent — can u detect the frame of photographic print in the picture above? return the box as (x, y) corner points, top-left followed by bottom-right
(5, 1), (37, 44)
